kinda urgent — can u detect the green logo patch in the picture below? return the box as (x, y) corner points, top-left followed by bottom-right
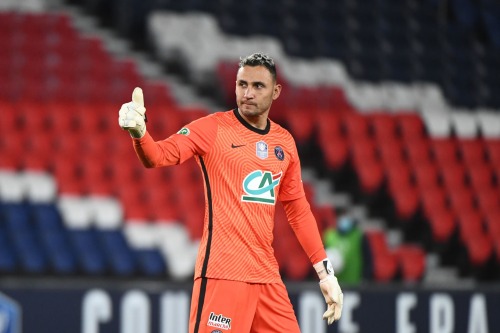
(177, 127), (190, 135)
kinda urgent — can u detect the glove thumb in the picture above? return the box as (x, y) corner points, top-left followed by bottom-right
(132, 87), (144, 107)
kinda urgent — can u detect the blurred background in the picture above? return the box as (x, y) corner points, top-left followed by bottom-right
(1, 0), (500, 332)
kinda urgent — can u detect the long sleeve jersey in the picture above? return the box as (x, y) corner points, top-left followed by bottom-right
(132, 109), (326, 283)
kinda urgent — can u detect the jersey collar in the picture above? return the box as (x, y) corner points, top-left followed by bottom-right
(233, 108), (270, 135)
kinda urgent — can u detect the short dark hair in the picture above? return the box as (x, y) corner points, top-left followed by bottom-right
(239, 53), (277, 82)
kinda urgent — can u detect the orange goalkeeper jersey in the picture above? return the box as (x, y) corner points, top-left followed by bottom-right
(133, 109), (326, 283)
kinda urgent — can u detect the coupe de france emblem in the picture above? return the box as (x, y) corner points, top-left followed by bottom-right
(256, 141), (268, 159)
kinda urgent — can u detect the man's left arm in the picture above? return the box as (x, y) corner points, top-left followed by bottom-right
(282, 197), (344, 324)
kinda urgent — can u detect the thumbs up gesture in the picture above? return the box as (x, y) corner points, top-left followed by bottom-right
(118, 87), (147, 138)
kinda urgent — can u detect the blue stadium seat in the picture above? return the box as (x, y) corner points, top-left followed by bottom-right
(0, 229), (17, 272)
(135, 249), (167, 277)
(30, 203), (65, 232)
(99, 230), (136, 276)
(11, 232), (48, 274)
(69, 229), (107, 275)
(39, 230), (78, 274)
(2, 203), (32, 232)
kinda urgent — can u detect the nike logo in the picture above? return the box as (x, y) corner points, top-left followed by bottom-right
(231, 143), (246, 148)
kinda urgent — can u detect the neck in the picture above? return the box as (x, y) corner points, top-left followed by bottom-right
(237, 109), (269, 130)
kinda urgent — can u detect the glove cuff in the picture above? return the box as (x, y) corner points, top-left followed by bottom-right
(314, 258), (335, 281)
(128, 127), (146, 139)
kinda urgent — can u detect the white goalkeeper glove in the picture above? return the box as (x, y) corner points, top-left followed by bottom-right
(314, 258), (343, 325)
(118, 87), (147, 138)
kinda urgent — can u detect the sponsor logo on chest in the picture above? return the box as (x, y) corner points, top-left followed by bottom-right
(241, 170), (282, 205)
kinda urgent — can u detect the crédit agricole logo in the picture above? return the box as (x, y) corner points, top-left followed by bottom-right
(241, 170), (282, 205)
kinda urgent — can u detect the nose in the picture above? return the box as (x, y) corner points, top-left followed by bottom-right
(244, 87), (254, 99)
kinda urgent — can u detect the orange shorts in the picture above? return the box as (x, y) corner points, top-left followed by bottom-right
(189, 277), (301, 333)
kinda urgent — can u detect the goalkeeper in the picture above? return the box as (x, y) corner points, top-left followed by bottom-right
(119, 53), (343, 332)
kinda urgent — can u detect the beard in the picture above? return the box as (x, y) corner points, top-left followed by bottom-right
(238, 100), (271, 118)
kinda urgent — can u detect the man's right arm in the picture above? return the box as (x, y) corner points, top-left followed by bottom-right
(119, 87), (218, 168)
(132, 132), (182, 168)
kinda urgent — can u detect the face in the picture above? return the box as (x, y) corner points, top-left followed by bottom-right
(235, 65), (281, 119)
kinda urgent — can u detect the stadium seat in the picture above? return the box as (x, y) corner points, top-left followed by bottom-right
(377, 139), (406, 168)
(404, 137), (431, 165)
(485, 139), (500, 168)
(355, 159), (384, 195)
(476, 188), (500, 214)
(69, 229), (108, 275)
(369, 113), (398, 141)
(412, 161), (440, 191)
(39, 229), (78, 274)
(439, 162), (467, 191)
(99, 230), (136, 276)
(467, 163), (494, 192)
(0, 229), (17, 273)
(458, 138), (486, 166)
(447, 186), (475, 215)
(456, 209), (485, 244)
(462, 233), (494, 277)
(134, 249), (167, 277)
(395, 245), (426, 282)
(419, 185), (447, 219)
(365, 230), (398, 282)
(385, 161), (413, 194)
(430, 138), (459, 167)
(426, 206), (457, 245)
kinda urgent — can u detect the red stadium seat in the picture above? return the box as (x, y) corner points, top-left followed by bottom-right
(350, 137), (377, 167)
(370, 113), (398, 141)
(467, 163), (494, 192)
(318, 134), (349, 171)
(355, 158), (385, 195)
(447, 187), (475, 215)
(456, 209), (485, 244)
(485, 139), (500, 168)
(285, 108), (316, 145)
(484, 209), (500, 240)
(426, 206), (457, 244)
(458, 138), (487, 167)
(316, 86), (353, 113)
(404, 137), (431, 164)
(396, 113), (426, 141)
(430, 138), (459, 166)
(377, 138), (406, 168)
(395, 244), (426, 282)
(365, 230), (398, 282)
(343, 113), (370, 140)
(391, 184), (420, 221)
(315, 111), (343, 138)
(419, 185), (447, 219)
(412, 161), (440, 191)
(385, 160), (412, 195)
(476, 188), (500, 214)
(463, 233), (494, 271)
(439, 162), (467, 192)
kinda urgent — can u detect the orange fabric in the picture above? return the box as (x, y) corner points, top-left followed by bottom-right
(132, 109), (325, 283)
(282, 196), (327, 265)
(189, 278), (300, 333)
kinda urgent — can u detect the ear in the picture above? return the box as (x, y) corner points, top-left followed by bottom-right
(272, 83), (282, 100)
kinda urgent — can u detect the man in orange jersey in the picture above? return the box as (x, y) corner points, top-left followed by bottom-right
(118, 53), (343, 332)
